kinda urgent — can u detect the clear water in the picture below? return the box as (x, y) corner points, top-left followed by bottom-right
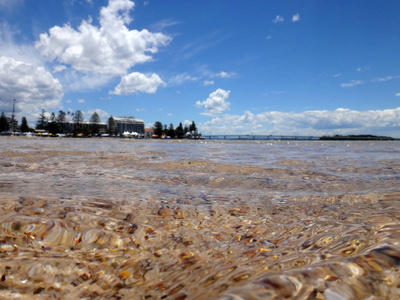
(0, 137), (399, 299)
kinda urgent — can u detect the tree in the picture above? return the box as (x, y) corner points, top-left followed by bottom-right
(0, 112), (10, 132)
(36, 109), (47, 130)
(153, 121), (163, 137)
(167, 123), (175, 138)
(20, 117), (30, 132)
(175, 122), (184, 138)
(184, 124), (189, 134)
(47, 112), (59, 135)
(189, 121), (197, 133)
(90, 112), (101, 135)
(108, 116), (116, 136)
(73, 110), (84, 135)
(57, 110), (67, 133)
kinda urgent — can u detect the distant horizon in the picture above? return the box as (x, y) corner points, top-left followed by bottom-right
(1, 0), (400, 137)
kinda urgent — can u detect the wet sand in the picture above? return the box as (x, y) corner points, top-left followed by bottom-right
(0, 137), (399, 299)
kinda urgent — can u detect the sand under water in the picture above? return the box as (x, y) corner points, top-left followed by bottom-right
(0, 137), (399, 299)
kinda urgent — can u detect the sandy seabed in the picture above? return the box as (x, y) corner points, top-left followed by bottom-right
(0, 137), (399, 299)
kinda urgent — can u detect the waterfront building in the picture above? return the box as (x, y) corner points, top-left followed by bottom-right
(114, 117), (145, 135)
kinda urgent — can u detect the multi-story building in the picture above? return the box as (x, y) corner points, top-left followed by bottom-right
(114, 117), (145, 135)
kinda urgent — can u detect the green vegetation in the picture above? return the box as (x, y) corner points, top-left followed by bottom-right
(20, 117), (31, 132)
(152, 120), (200, 139)
(107, 116), (116, 136)
(0, 112), (10, 132)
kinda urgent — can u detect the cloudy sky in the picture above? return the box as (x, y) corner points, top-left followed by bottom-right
(1, 0), (400, 136)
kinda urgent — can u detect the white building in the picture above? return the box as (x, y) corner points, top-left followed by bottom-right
(114, 117), (145, 135)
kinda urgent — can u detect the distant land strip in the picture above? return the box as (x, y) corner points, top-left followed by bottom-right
(202, 134), (398, 141)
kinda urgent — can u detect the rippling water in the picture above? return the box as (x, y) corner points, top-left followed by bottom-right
(0, 137), (399, 299)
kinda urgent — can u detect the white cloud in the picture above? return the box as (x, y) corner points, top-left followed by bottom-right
(217, 71), (234, 78)
(198, 107), (400, 137)
(333, 73), (341, 78)
(292, 13), (300, 22)
(0, 0), (23, 10)
(85, 109), (109, 123)
(340, 80), (363, 88)
(203, 80), (214, 86)
(78, 99), (85, 103)
(111, 72), (165, 95)
(0, 56), (63, 123)
(169, 73), (199, 85)
(0, 23), (44, 66)
(58, 70), (113, 92)
(195, 88), (231, 117)
(372, 75), (400, 82)
(396, 93), (400, 97)
(53, 65), (67, 73)
(35, 0), (171, 79)
(151, 19), (180, 31)
(273, 15), (284, 23)
(356, 66), (370, 72)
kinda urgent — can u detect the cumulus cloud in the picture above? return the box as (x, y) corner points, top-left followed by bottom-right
(35, 0), (170, 95)
(198, 107), (400, 137)
(396, 93), (400, 97)
(273, 15), (284, 23)
(111, 72), (165, 95)
(195, 88), (230, 117)
(203, 80), (214, 86)
(36, 0), (171, 76)
(0, 56), (63, 122)
(292, 13), (300, 22)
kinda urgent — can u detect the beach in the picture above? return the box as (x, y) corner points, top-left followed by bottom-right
(0, 137), (399, 299)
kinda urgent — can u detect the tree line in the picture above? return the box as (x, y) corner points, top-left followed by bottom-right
(152, 121), (199, 138)
(1, 110), (117, 136)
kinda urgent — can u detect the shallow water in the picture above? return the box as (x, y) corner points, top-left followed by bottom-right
(0, 137), (399, 299)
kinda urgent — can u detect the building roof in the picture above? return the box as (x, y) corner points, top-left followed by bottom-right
(114, 117), (144, 123)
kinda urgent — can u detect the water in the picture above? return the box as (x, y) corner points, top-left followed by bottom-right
(0, 137), (399, 299)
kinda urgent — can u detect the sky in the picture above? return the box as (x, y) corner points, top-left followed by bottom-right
(1, 0), (400, 137)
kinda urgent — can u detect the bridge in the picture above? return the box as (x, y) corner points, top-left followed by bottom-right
(201, 135), (320, 141)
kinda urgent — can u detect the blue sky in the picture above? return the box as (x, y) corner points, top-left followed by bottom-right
(1, 0), (400, 136)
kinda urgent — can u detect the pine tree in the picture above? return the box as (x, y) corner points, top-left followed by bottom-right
(20, 117), (30, 132)
(73, 110), (84, 135)
(167, 123), (175, 138)
(153, 121), (163, 137)
(189, 121), (197, 133)
(36, 109), (47, 130)
(0, 112), (10, 132)
(108, 116), (116, 136)
(90, 112), (101, 135)
(175, 122), (184, 138)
